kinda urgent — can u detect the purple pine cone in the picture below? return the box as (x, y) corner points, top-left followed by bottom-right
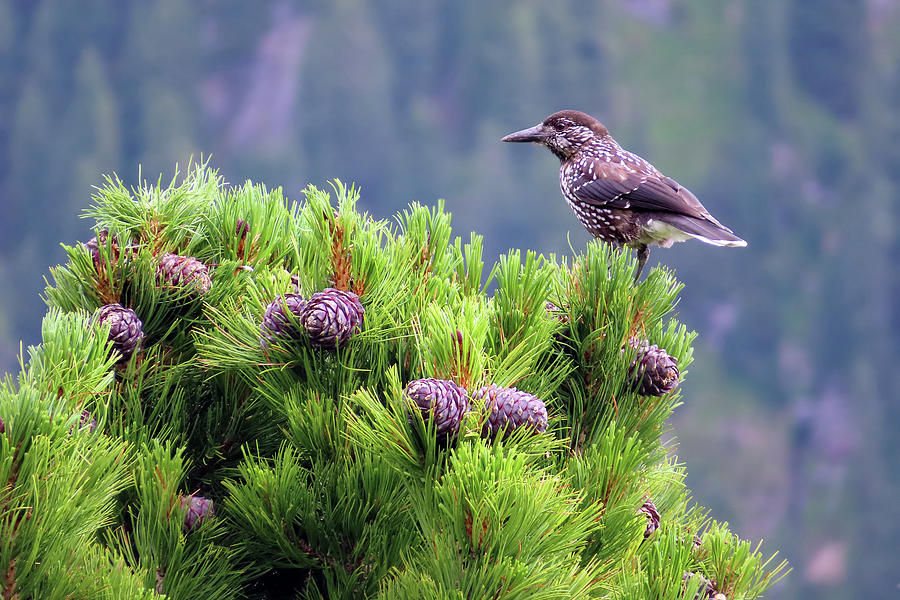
(75, 410), (97, 434)
(260, 293), (307, 348)
(475, 384), (548, 440)
(180, 495), (214, 531)
(92, 303), (144, 363)
(299, 288), (364, 349)
(84, 230), (113, 271)
(84, 229), (138, 270)
(84, 229), (111, 261)
(156, 253), (212, 297)
(628, 339), (679, 396)
(545, 301), (570, 342)
(69, 410), (97, 436)
(405, 378), (470, 438)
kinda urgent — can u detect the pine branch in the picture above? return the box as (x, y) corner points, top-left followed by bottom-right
(4, 163), (788, 598)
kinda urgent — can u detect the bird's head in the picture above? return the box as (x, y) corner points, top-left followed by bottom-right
(501, 110), (609, 160)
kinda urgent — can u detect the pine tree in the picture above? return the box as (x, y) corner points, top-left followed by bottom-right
(0, 162), (788, 598)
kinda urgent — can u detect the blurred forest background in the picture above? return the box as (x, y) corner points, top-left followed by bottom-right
(0, 0), (897, 597)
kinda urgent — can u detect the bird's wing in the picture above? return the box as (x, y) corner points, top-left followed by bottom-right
(570, 157), (715, 223)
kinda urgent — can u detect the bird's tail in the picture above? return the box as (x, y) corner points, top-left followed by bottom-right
(662, 214), (747, 247)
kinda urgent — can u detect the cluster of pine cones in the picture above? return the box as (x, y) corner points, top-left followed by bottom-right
(404, 378), (549, 441)
(86, 231), (214, 364)
(260, 288), (364, 351)
(87, 228), (679, 440)
(397, 302), (680, 443)
(401, 343), (678, 444)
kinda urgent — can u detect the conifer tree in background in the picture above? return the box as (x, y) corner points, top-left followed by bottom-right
(0, 162), (788, 599)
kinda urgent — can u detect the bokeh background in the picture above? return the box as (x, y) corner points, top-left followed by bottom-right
(0, 1), (897, 597)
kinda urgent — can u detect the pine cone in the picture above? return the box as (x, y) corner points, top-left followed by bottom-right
(405, 378), (470, 438)
(0, 417), (5, 434)
(180, 495), (214, 531)
(681, 572), (717, 599)
(299, 288), (364, 349)
(156, 253), (212, 297)
(92, 303), (144, 363)
(84, 229), (137, 270)
(628, 339), (679, 396)
(639, 498), (660, 538)
(260, 294), (307, 348)
(545, 301), (570, 342)
(71, 410), (97, 435)
(84, 229), (111, 269)
(475, 384), (548, 440)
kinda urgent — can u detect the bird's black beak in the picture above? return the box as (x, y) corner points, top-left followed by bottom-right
(501, 124), (546, 143)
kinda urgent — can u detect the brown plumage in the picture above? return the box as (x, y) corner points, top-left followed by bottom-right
(502, 110), (746, 280)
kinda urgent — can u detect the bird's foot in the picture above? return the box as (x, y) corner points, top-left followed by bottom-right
(634, 245), (649, 282)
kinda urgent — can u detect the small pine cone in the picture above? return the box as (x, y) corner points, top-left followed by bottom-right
(405, 378), (470, 438)
(156, 253), (212, 297)
(299, 288), (364, 349)
(92, 303), (144, 363)
(84, 229), (111, 269)
(545, 301), (570, 342)
(84, 229), (137, 270)
(475, 384), (548, 440)
(681, 572), (717, 599)
(260, 294), (307, 347)
(628, 339), (679, 396)
(72, 410), (97, 434)
(180, 495), (214, 531)
(639, 498), (660, 538)
(0, 417), (5, 434)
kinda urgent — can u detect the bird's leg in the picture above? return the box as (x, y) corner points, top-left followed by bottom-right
(634, 245), (649, 282)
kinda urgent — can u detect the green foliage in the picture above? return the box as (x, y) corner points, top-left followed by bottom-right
(18, 308), (118, 401)
(0, 386), (138, 599)
(1, 165), (787, 598)
(551, 247), (694, 450)
(110, 442), (243, 599)
(378, 442), (613, 600)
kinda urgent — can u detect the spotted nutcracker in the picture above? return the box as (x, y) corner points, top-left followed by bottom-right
(502, 110), (746, 280)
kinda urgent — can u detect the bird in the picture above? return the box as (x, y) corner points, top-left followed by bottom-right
(501, 110), (746, 281)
